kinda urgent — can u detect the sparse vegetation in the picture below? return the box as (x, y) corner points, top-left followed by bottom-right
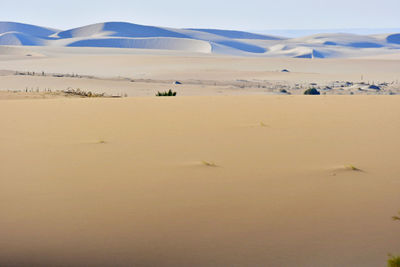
(62, 88), (105, 98)
(393, 211), (400, 221)
(345, 165), (362, 171)
(156, 89), (177, 97)
(388, 255), (400, 267)
(304, 88), (321, 95)
(201, 160), (218, 167)
(15, 70), (88, 79)
(2, 87), (130, 99)
(388, 212), (400, 267)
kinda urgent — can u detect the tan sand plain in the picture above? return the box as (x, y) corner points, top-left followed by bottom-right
(1, 95), (400, 266)
(0, 46), (400, 97)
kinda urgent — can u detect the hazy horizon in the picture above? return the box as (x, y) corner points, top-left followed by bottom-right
(1, 0), (399, 31)
(2, 20), (400, 38)
(255, 28), (400, 37)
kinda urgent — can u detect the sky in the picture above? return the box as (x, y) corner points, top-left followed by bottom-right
(1, 0), (399, 31)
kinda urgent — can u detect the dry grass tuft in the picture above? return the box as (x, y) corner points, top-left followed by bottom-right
(201, 160), (218, 167)
(63, 88), (105, 98)
(345, 165), (362, 171)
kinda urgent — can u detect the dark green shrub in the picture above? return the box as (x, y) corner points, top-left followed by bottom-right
(388, 212), (400, 267)
(393, 211), (400, 221)
(156, 89), (177, 97)
(388, 255), (400, 267)
(304, 88), (321, 95)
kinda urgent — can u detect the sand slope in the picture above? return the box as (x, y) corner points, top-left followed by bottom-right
(0, 96), (399, 266)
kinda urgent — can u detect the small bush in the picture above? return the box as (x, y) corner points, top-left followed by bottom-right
(393, 211), (400, 221)
(345, 165), (362, 171)
(201, 160), (218, 167)
(156, 89), (177, 97)
(304, 88), (321, 95)
(388, 255), (400, 267)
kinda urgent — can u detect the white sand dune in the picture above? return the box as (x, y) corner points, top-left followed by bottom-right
(292, 33), (386, 48)
(0, 32), (46, 46)
(52, 22), (270, 54)
(186, 28), (285, 40)
(0, 21), (400, 57)
(65, 37), (212, 53)
(0, 22), (58, 37)
(55, 22), (191, 39)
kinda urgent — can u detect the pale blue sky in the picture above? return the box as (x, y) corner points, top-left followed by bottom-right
(2, 0), (399, 31)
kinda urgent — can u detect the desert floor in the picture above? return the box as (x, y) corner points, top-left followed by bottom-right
(0, 46), (400, 97)
(0, 46), (400, 266)
(1, 95), (400, 266)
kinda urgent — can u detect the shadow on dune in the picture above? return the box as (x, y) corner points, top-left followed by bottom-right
(348, 42), (383, 48)
(214, 40), (267, 53)
(187, 28), (283, 40)
(0, 32), (45, 46)
(387, 34), (400, 44)
(67, 37), (211, 53)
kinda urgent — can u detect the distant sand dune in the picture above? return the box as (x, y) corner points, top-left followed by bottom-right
(0, 21), (58, 37)
(0, 32), (45, 46)
(0, 21), (399, 57)
(387, 33), (400, 44)
(67, 37), (212, 53)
